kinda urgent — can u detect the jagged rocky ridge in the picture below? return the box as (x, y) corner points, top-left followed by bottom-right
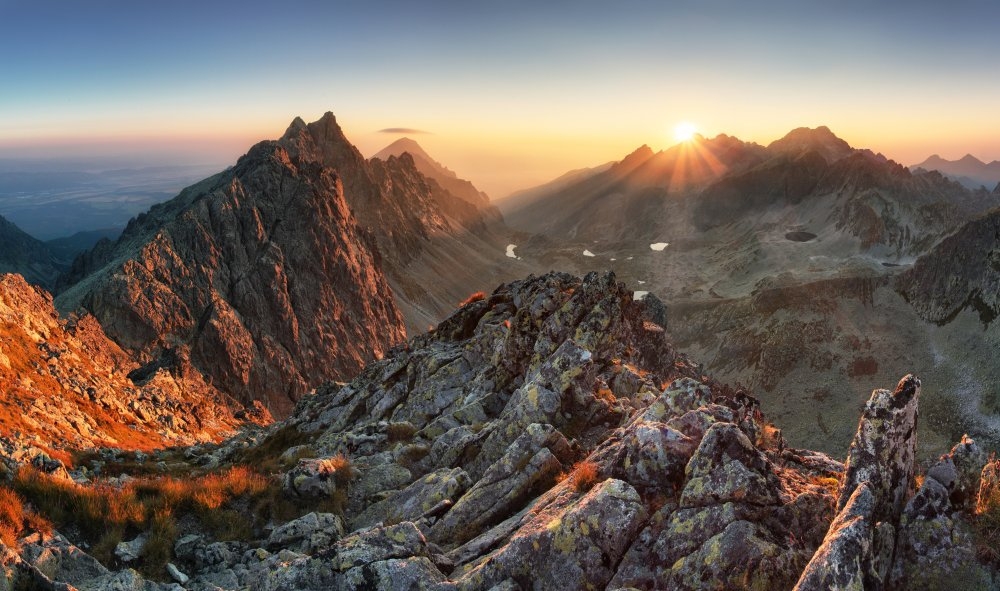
(503, 126), (995, 256)
(6, 271), (994, 590)
(372, 137), (493, 210)
(56, 114), (410, 416)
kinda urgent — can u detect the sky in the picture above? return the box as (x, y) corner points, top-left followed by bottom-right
(1, 0), (999, 197)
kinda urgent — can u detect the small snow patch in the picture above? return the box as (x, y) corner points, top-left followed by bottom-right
(583, 250), (595, 257)
(638, 280), (646, 285)
(633, 291), (649, 301)
(627, 256), (633, 260)
(650, 242), (669, 251)
(506, 244), (518, 258)
(610, 258), (616, 261)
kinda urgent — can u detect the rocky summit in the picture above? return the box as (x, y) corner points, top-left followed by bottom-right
(56, 114), (409, 417)
(3, 271), (995, 590)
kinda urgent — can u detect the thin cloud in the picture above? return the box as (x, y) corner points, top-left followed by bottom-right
(378, 128), (432, 135)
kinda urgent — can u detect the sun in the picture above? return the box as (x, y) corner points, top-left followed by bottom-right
(674, 121), (698, 142)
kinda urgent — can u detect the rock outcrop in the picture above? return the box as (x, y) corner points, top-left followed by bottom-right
(0, 273), (242, 467)
(795, 375), (996, 591)
(169, 272), (844, 589)
(3, 271), (996, 590)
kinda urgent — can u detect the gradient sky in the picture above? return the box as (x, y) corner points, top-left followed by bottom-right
(2, 0), (999, 197)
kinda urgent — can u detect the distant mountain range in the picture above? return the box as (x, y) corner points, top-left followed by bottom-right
(373, 137), (491, 208)
(911, 153), (1000, 190)
(5, 115), (1000, 456)
(501, 126), (992, 258)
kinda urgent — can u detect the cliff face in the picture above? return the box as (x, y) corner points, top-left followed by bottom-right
(57, 114), (407, 416)
(897, 208), (1000, 325)
(0, 273), (244, 466)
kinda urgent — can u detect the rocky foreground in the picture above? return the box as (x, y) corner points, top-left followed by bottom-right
(1, 271), (997, 590)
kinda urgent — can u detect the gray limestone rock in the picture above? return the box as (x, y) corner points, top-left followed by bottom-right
(354, 468), (472, 530)
(430, 424), (570, 547)
(455, 479), (647, 590)
(680, 422), (784, 508)
(839, 374), (920, 524)
(266, 512), (344, 554)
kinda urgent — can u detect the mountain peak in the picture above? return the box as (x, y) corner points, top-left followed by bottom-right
(373, 137), (435, 167)
(911, 153), (1000, 189)
(620, 144), (655, 166)
(0, 214), (61, 289)
(372, 137), (491, 207)
(768, 126), (854, 163)
(283, 116), (308, 137)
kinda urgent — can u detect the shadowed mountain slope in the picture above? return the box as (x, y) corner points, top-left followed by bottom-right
(0, 215), (62, 289)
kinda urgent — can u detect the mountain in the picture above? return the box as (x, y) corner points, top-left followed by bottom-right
(488, 126), (1000, 457)
(0, 214), (62, 289)
(373, 137), (492, 209)
(897, 208), (1000, 325)
(766, 125), (855, 163)
(502, 135), (767, 239)
(57, 113), (408, 417)
(912, 153), (1000, 189)
(55, 113), (531, 415)
(503, 127), (991, 255)
(495, 160), (614, 217)
(0, 273), (248, 466)
(280, 116), (526, 335)
(45, 227), (122, 261)
(1, 272), (992, 589)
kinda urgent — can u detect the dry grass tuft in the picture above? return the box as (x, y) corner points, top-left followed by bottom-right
(459, 291), (486, 307)
(13, 466), (144, 538)
(975, 459), (1000, 564)
(0, 487), (25, 547)
(567, 460), (600, 493)
(595, 386), (616, 404)
(322, 454), (355, 488)
(12, 464), (276, 579)
(757, 423), (784, 451)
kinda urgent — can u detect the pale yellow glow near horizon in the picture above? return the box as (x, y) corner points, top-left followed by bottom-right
(673, 122), (698, 143)
(3, 110), (999, 200)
